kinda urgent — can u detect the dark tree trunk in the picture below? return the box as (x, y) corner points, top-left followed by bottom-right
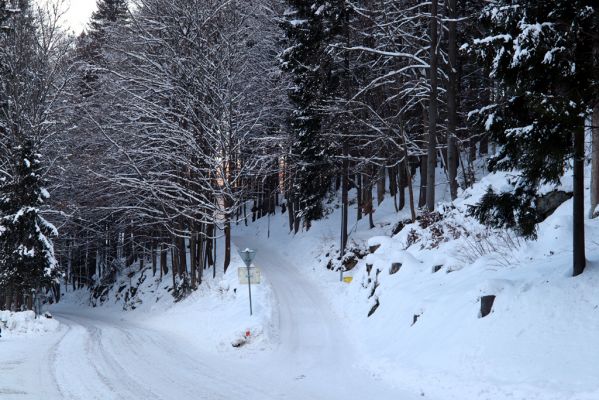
(190, 232), (197, 288)
(341, 142), (349, 252)
(287, 195), (295, 232)
(398, 160), (406, 210)
(426, 0), (438, 212)
(446, 0), (459, 200)
(224, 200), (232, 273)
(357, 173), (363, 221)
(160, 242), (168, 277)
(151, 240), (157, 277)
(573, 125), (586, 276)
(590, 103), (599, 218)
(205, 223), (214, 268)
(418, 155), (427, 208)
(376, 166), (386, 205)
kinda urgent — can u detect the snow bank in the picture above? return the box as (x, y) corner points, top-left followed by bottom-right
(0, 310), (59, 336)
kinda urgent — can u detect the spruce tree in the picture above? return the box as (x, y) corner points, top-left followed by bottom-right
(78, 0), (129, 95)
(0, 0), (59, 301)
(0, 140), (59, 294)
(89, 0), (129, 41)
(281, 2), (337, 226)
(468, 0), (598, 276)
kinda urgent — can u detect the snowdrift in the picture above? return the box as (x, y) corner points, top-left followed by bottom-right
(0, 310), (59, 337)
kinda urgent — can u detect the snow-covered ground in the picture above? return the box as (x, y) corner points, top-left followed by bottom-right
(2, 164), (599, 400)
(235, 167), (599, 400)
(0, 243), (417, 399)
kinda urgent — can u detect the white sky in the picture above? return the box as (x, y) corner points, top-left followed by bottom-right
(55, 0), (97, 34)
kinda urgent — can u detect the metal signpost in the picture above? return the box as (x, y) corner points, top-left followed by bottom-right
(239, 248), (256, 316)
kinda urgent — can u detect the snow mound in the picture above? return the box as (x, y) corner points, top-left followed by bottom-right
(0, 310), (59, 336)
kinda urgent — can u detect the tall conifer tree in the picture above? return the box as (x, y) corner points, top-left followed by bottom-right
(0, 0), (59, 301)
(281, 2), (336, 226)
(468, 0), (598, 276)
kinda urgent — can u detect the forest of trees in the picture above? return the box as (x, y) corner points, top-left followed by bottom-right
(0, 0), (597, 310)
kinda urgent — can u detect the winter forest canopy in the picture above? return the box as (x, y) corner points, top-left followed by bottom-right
(0, 0), (597, 310)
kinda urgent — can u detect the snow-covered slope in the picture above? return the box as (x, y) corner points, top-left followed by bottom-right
(236, 167), (599, 400)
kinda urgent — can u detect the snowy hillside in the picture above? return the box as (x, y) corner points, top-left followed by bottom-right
(236, 167), (599, 400)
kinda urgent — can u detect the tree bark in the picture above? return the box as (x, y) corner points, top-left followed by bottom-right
(357, 173), (363, 221)
(160, 242), (168, 277)
(446, 0), (459, 200)
(590, 103), (599, 218)
(224, 206), (231, 273)
(398, 161), (406, 211)
(190, 232), (197, 288)
(151, 241), (157, 277)
(377, 166), (386, 205)
(341, 141), (349, 252)
(178, 235), (187, 276)
(418, 155), (427, 208)
(425, 0), (438, 212)
(573, 125), (586, 276)
(403, 136), (417, 223)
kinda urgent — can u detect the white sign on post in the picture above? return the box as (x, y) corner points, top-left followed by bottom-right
(238, 248), (257, 316)
(238, 267), (261, 284)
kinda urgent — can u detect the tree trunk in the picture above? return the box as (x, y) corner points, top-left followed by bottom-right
(573, 125), (586, 276)
(418, 155), (427, 208)
(398, 159), (406, 211)
(447, 0), (459, 200)
(151, 244), (156, 277)
(190, 232), (197, 288)
(205, 223), (214, 267)
(341, 142), (349, 252)
(590, 103), (599, 217)
(357, 173), (363, 221)
(197, 232), (204, 286)
(377, 166), (386, 205)
(224, 201), (232, 273)
(287, 194), (295, 232)
(426, 0), (438, 212)
(388, 165), (397, 197)
(293, 198), (301, 233)
(402, 130), (417, 222)
(160, 243), (168, 277)
(171, 240), (179, 277)
(178, 235), (187, 276)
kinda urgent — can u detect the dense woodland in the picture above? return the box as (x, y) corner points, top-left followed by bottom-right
(0, 0), (597, 310)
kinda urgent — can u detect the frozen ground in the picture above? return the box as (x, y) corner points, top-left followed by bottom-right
(0, 243), (419, 400)
(235, 168), (599, 400)
(2, 166), (599, 399)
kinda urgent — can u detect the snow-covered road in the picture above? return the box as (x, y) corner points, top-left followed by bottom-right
(1, 237), (418, 400)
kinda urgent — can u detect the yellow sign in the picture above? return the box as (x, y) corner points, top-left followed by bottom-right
(343, 276), (353, 283)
